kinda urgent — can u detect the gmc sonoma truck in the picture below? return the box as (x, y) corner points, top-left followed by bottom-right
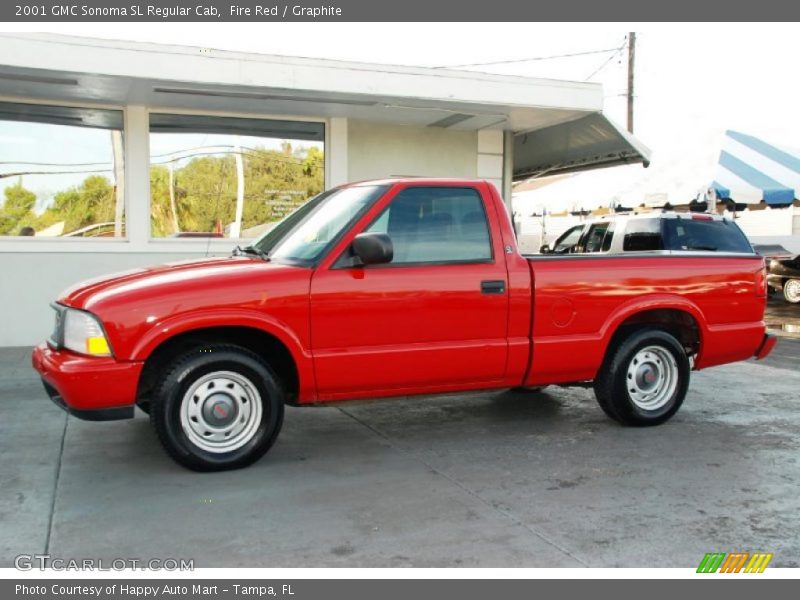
(32, 179), (777, 471)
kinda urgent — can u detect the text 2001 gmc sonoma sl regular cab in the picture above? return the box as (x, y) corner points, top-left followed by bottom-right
(33, 179), (777, 471)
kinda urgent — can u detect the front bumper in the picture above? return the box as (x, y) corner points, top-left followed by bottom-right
(32, 343), (142, 421)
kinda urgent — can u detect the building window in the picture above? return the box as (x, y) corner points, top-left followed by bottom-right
(148, 113), (325, 239)
(0, 102), (125, 238)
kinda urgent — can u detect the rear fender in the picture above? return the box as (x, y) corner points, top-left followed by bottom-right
(598, 294), (709, 366)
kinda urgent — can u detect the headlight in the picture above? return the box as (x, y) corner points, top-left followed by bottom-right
(62, 309), (112, 357)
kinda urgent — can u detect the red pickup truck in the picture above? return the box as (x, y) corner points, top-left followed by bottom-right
(32, 179), (776, 471)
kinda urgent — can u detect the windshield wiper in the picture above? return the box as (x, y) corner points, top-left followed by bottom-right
(233, 245), (270, 260)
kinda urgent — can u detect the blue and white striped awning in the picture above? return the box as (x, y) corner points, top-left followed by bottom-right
(711, 130), (800, 206)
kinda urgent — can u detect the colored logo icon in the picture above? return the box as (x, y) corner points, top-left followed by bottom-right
(697, 552), (773, 573)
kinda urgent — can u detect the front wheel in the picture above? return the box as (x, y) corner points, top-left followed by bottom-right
(150, 344), (284, 471)
(594, 329), (690, 426)
(784, 278), (800, 303)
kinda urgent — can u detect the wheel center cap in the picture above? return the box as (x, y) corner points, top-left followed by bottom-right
(637, 364), (658, 389)
(202, 393), (238, 427)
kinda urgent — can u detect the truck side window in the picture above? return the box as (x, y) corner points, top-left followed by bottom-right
(552, 225), (584, 254)
(622, 218), (664, 251)
(583, 223), (610, 253)
(366, 187), (492, 264)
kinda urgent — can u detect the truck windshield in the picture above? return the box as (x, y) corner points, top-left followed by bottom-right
(251, 185), (387, 264)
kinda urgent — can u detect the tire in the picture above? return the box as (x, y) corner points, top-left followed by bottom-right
(593, 329), (690, 426)
(150, 344), (284, 471)
(784, 278), (800, 303)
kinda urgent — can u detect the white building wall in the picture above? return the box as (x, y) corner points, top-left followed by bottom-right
(477, 129), (504, 195)
(327, 117), (349, 187)
(731, 208), (794, 237)
(346, 120), (478, 181)
(1, 251), (227, 348)
(725, 207), (800, 253)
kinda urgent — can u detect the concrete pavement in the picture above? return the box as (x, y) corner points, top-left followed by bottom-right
(1, 343), (798, 568)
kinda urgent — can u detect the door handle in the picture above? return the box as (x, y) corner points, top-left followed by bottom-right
(480, 280), (506, 294)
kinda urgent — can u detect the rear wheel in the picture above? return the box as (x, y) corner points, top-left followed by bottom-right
(150, 344), (284, 471)
(784, 278), (800, 303)
(594, 329), (689, 426)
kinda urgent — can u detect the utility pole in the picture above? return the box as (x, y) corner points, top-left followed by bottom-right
(627, 32), (636, 134)
(111, 131), (125, 238)
(168, 161), (180, 234)
(231, 140), (245, 239)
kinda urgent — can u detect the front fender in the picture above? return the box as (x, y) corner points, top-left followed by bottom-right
(129, 308), (316, 401)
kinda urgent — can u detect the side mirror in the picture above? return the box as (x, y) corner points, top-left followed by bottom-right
(352, 232), (393, 265)
(539, 244), (551, 254)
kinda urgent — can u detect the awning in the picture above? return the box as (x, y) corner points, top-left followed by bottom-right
(711, 130), (800, 206)
(513, 112), (651, 180)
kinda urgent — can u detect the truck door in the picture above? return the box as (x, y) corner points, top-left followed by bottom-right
(309, 184), (510, 399)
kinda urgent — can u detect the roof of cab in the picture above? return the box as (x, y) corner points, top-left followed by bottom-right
(344, 178), (494, 188)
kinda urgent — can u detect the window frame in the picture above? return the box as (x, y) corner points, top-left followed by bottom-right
(0, 97), (128, 243)
(331, 185), (497, 270)
(0, 101), (333, 254)
(145, 109), (326, 243)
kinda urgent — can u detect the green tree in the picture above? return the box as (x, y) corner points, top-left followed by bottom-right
(38, 175), (115, 234)
(0, 182), (36, 235)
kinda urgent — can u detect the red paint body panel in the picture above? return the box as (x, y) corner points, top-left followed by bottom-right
(754, 333), (778, 360)
(32, 343), (142, 410)
(58, 257), (318, 404)
(30, 178), (774, 415)
(524, 255), (769, 385)
(309, 181), (512, 399)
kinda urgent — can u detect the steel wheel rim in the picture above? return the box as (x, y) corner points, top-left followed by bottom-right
(626, 345), (678, 411)
(786, 280), (800, 302)
(180, 370), (262, 453)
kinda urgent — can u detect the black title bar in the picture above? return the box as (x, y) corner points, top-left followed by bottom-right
(4, 0), (800, 21)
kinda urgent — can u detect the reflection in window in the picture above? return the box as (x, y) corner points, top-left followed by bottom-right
(0, 102), (125, 238)
(149, 113), (325, 239)
(366, 187), (492, 264)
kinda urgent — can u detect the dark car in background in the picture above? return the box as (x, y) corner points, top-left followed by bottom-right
(765, 254), (800, 303)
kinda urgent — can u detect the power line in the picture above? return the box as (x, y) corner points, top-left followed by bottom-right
(0, 147), (319, 179)
(584, 38), (628, 81)
(435, 47), (623, 69)
(0, 143), (320, 169)
(0, 160), (112, 167)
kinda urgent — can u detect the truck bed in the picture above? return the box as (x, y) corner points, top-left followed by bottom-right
(523, 253), (767, 386)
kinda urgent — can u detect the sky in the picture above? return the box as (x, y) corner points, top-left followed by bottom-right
(2, 22), (800, 211)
